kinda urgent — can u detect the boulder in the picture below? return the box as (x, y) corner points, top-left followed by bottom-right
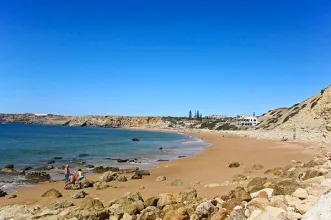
(302, 160), (319, 168)
(228, 206), (247, 220)
(23, 166), (33, 171)
(117, 159), (129, 163)
(131, 173), (143, 180)
(122, 213), (134, 220)
(136, 170), (150, 176)
(255, 191), (269, 199)
(80, 179), (94, 188)
(50, 201), (74, 210)
(287, 211), (302, 220)
(92, 166), (119, 173)
(93, 181), (109, 190)
(252, 206), (286, 220)
(100, 171), (118, 182)
(264, 168), (284, 176)
(85, 164), (95, 169)
(108, 192), (144, 216)
(247, 177), (268, 193)
(72, 191), (88, 199)
(79, 153), (89, 157)
(81, 197), (104, 210)
(195, 201), (219, 219)
(4, 164), (14, 169)
(65, 183), (82, 190)
(0, 168), (25, 175)
(292, 188), (308, 200)
(222, 198), (242, 212)
(228, 162), (240, 168)
(179, 187), (198, 202)
(120, 167), (139, 173)
(302, 169), (323, 180)
(53, 157), (63, 160)
(139, 206), (162, 220)
(163, 206), (192, 220)
(37, 165), (54, 171)
(252, 164), (264, 170)
(156, 176), (166, 182)
(211, 208), (230, 220)
(41, 189), (62, 198)
(303, 176), (325, 184)
(171, 179), (183, 186)
(232, 174), (247, 182)
(144, 197), (159, 207)
(228, 186), (252, 202)
(25, 172), (51, 183)
(157, 193), (181, 208)
(250, 188), (274, 199)
(273, 180), (301, 195)
(47, 160), (55, 164)
(116, 176), (128, 182)
(0, 189), (7, 197)
(132, 138), (140, 141)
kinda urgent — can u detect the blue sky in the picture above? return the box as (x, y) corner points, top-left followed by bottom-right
(1, 0), (330, 116)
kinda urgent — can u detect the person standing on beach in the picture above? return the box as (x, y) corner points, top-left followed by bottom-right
(64, 165), (70, 181)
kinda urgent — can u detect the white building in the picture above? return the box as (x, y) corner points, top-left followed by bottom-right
(237, 115), (259, 126)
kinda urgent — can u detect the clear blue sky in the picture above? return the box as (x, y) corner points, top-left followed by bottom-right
(1, 0), (330, 116)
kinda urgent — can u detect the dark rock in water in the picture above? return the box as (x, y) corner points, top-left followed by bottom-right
(47, 160), (55, 164)
(136, 170), (150, 176)
(85, 165), (95, 169)
(128, 158), (140, 163)
(119, 167), (139, 174)
(23, 166), (33, 171)
(117, 159), (129, 163)
(0, 189), (7, 197)
(92, 166), (119, 173)
(132, 138), (140, 141)
(131, 173), (143, 180)
(26, 172), (51, 183)
(79, 153), (89, 157)
(37, 165), (54, 171)
(53, 157), (63, 160)
(0, 168), (25, 175)
(72, 191), (88, 199)
(178, 155), (186, 158)
(159, 147), (163, 150)
(157, 159), (169, 162)
(73, 160), (86, 165)
(4, 164), (14, 169)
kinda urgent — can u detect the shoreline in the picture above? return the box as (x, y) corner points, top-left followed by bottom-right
(0, 128), (320, 208)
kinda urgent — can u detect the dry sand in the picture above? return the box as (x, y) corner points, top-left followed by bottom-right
(0, 130), (319, 208)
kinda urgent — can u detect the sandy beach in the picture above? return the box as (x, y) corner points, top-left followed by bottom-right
(0, 130), (319, 208)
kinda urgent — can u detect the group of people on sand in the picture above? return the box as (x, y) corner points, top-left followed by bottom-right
(63, 165), (86, 188)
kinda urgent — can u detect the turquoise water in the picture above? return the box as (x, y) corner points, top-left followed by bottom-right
(0, 124), (208, 192)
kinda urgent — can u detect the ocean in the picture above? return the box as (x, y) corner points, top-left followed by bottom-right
(0, 124), (209, 192)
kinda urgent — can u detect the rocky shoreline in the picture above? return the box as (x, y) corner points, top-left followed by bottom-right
(1, 149), (331, 219)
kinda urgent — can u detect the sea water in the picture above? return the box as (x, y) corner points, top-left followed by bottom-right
(0, 124), (209, 192)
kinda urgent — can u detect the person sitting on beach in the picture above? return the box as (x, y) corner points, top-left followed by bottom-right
(64, 165), (70, 181)
(76, 169), (86, 181)
(65, 174), (77, 188)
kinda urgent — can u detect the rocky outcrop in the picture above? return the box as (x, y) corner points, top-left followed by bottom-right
(41, 189), (62, 198)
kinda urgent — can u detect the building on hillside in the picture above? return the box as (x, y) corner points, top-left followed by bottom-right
(205, 115), (227, 119)
(237, 115), (259, 126)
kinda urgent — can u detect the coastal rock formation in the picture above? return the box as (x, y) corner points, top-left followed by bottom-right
(25, 172), (51, 183)
(41, 189), (62, 198)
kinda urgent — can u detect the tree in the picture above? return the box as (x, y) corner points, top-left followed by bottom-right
(189, 110), (192, 119)
(194, 111), (197, 118)
(197, 110), (200, 119)
(200, 113), (202, 119)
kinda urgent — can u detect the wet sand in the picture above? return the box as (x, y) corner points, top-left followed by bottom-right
(0, 130), (318, 207)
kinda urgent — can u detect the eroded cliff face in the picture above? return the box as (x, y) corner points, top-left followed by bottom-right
(0, 114), (167, 128)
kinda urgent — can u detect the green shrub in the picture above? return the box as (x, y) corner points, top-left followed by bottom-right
(216, 124), (239, 131)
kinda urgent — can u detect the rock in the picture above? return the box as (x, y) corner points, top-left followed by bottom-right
(252, 206), (286, 220)
(144, 197), (159, 207)
(211, 208), (230, 220)
(301, 191), (331, 220)
(72, 191), (88, 199)
(85, 164), (95, 168)
(131, 173), (143, 180)
(7, 194), (17, 199)
(179, 187), (198, 202)
(302, 160), (319, 168)
(23, 166), (33, 171)
(178, 155), (186, 158)
(0, 168), (25, 175)
(79, 153), (89, 157)
(53, 157), (62, 160)
(247, 210), (262, 220)
(156, 159), (169, 162)
(256, 191), (269, 199)
(273, 180), (300, 195)
(264, 167), (284, 176)
(228, 206), (247, 220)
(171, 179), (183, 186)
(139, 206), (162, 220)
(136, 170), (150, 176)
(120, 167), (139, 173)
(92, 166), (119, 173)
(157, 193), (181, 208)
(116, 176), (128, 182)
(222, 198), (242, 212)
(25, 172), (51, 183)
(296, 202), (313, 215)
(65, 183), (82, 190)
(228, 186), (252, 202)
(132, 138), (140, 141)
(303, 176), (325, 184)
(50, 201), (74, 210)
(117, 159), (129, 163)
(159, 147), (163, 150)
(4, 164), (14, 169)
(93, 181), (109, 190)
(250, 188), (274, 199)
(247, 177), (268, 193)
(163, 206), (193, 220)
(195, 201), (219, 219)
(41, 189), (62, 198)
(204, 183), (221, 188)
(108, 192), (144, 216)
(0, 189), (7, 197)
(252, 164), (264, 170)
(232, 174), (247, 182)
(100, 171), (118, 182)
(228, 162), (240, 168)
(302, 169), (323, 180)
(47, 160), (55, 164)
(36, 165), (54, 171)
(292, 188), (308, 200)
(156, 176), (166, 182)
(80, 179), (94, 188)
(81, 197), (104, 210)
(122, 213), (133, 220)
(191, 181), (201, 186)
(287, 211), (302, 220)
